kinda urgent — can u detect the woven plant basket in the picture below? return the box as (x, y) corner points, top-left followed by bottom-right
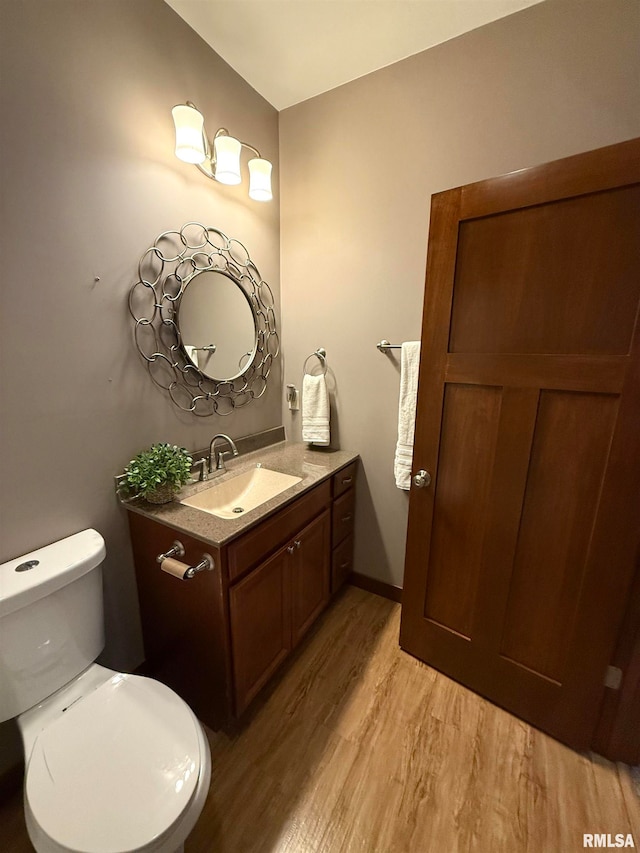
(144, 483), (177, 505)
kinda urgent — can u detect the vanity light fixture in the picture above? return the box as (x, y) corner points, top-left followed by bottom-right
(171, 102), (273, 202)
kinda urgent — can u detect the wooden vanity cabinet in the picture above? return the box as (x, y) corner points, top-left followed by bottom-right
(127, 465), (355, 727)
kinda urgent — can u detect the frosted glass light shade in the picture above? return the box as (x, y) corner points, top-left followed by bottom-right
(214, 135), (242, 185)
(248, 158), (273, 202)
(172, 105), (206, 165)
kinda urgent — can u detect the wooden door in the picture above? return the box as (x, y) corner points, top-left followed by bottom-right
(291, 510), (331, 645)
(230, 545), (292, 715)
(400, 139), (640, 750)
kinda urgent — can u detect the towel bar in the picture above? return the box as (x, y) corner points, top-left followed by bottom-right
(377, 340), (402, 352)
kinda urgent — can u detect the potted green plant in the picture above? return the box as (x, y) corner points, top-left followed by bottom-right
(120, 443), (193, 504)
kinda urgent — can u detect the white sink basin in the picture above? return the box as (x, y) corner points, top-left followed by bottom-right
(180, 466), (302, 519)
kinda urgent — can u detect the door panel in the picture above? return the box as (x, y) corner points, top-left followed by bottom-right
(400, 138), (640, 751)
(450, 185), (640, 356)
(424, 384), (501, 637)
(500, 391), (619, 681)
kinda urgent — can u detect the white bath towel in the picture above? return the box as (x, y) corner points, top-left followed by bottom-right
(302, 373), (330, 446)
(394, 341), (421, 490)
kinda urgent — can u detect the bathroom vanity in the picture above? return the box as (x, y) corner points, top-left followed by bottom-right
(125, 442), (358, 728)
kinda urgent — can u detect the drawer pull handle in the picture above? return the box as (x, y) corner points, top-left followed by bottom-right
(342, 477), (353, 485)
(339, 561), (350, 570)
(341, 514), (352, 523)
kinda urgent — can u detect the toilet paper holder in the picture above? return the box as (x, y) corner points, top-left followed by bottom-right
(156, 541), (215, 579)
(157, 541), (185, 562)
(183, 553), (215, 579)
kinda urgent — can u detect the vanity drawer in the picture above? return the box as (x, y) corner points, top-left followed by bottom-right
(332, 461), (357, 499)
(228, 480), (331, 582)
(332, 488), (355, 547)
(332, 534), (354, 593)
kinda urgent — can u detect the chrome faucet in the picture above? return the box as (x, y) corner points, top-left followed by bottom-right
(208, 434), (239, 473)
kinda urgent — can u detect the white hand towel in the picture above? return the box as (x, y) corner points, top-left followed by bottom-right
(302, 373), (330, 446)
(184, 345), (199, 368)
(394, 341), (421, 490)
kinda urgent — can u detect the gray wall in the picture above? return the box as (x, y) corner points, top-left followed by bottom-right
(0, 0), (281, 673)
(279, 0), (640, 590)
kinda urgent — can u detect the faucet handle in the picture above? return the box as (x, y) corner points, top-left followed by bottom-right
(216, 449), (234, 470)
(192, 458), (208, 481)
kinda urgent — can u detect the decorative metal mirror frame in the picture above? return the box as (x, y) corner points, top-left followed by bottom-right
(129, 222), (279, 416)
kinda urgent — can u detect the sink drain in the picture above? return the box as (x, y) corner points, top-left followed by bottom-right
(232, 507), (244, 514)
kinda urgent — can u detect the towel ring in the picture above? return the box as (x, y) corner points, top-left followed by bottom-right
(303, 348), (327, 376)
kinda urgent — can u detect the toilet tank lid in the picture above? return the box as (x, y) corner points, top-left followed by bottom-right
(0, 529), (106, 618)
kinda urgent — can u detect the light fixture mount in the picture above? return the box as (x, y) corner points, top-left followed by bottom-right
(172, 102), (273, 202)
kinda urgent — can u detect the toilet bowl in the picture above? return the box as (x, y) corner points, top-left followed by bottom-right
(19, 664), (211, 853)
(0, 529), (211, 853)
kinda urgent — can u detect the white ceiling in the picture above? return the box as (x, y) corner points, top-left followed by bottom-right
(164, 0), (544, 111)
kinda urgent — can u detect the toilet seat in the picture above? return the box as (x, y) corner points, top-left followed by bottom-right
(24, 672), (206, 853)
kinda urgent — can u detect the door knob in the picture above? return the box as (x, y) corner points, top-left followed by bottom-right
(413, 469), (432, 488)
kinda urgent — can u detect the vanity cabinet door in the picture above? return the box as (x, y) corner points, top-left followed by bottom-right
(291, 510), (331, 646)
(230, 545), (292, 715)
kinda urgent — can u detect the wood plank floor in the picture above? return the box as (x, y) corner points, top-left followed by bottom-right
(2, 586), (638, 852)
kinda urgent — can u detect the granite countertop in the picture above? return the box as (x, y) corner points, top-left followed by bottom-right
(123, 440), (358, 548)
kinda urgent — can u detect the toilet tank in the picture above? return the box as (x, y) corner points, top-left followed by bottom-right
(0, 529), (106, 722)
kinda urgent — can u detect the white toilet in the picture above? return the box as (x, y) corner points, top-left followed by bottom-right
(0, 528), (211, 853)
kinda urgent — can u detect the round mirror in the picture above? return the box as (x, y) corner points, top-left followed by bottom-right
(130, 223), (278, 416)
(178, 270), (256, 381)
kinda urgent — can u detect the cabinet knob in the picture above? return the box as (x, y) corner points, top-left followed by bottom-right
(294, 539), (301, 549)
(287, 545), (295, 554)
